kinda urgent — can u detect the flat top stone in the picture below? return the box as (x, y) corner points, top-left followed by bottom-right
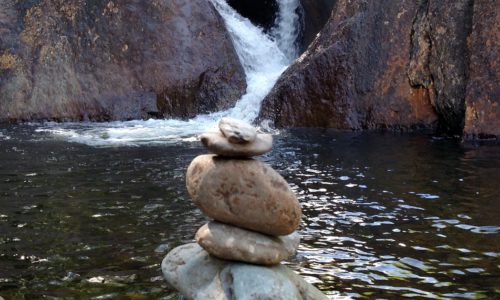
(219, 117), (257, 144)
(200, 132), (272, 158)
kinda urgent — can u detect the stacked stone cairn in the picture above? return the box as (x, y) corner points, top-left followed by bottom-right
(162, 118), (327, 299)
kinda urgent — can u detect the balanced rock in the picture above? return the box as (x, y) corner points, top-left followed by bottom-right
(200, 132), (272, 158)
(162, 243), (327, 300)
(186, 155), (301, 236)
(219, 117), (257, 144)
(195, 221), (300, 265)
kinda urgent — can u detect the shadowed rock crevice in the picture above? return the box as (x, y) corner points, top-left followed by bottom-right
(259, 0), (438, 131)
(409, 0), (474, 136)
(227, 0), (279, 31)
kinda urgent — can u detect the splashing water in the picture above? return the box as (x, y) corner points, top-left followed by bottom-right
(271, 0), (301, 60)
(36, 0), (300, 147)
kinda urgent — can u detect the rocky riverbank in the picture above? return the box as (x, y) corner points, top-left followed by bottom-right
(1, 0), (497, 140)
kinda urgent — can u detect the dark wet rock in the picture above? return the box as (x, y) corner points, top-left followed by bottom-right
(259, 0), (498, 138)
(195, 221), (300, 265)
(0, 0), (246, 122)
(464, 0), (500, 140)
(298, 0), (336, 53)
(200, 132), (272, 158)
(259, 0), (438, 131)
(408, 0), (474, 136)
(186, 154), (301, 236)
(162, 243), (327, 300)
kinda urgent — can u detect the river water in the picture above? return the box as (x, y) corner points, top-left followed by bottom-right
(0, 126), (499, 299)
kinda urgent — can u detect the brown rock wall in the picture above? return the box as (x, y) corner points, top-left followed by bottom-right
(259, 0), (438, 130)
(0, 0), (246, 122)
(260, 0), (498, 139)
(464, 0), (500, 139)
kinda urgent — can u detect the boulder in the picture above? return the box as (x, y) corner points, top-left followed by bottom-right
(186, 154), (301, 236)
(195, 221), (300, 265)
(298, 0), (336, 53)
(162, 243), (327, 300)
(219, 117), (257, 144)
(463, 0), (500, 139)
(200, 132), (273, 158)
(0, 0), (246, 122)
(258, 0), (438, 131)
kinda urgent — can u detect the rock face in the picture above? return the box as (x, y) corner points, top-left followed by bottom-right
(162, 243), (327, 300)
(259, 0), (499, 139)
(186, 154), (301, 236)
(259, 0), (438, 131)
(0, 0), (246, 122)
(195, 221), (300, 265)
(464, 0), (500, 139)
(298, 0), (336, 53)
(408, 0), (474, 136)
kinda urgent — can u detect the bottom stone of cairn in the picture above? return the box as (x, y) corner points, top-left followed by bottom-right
(162, 243), (327, 300)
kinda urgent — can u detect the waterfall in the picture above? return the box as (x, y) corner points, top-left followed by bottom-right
(37, 0), (300, 146)
(271, 0), (301, 61)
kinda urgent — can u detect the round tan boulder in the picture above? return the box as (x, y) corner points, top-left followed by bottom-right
(199, 132), (272, 157)
(195, 221), (300, 265)
(186, 155), (301, 236)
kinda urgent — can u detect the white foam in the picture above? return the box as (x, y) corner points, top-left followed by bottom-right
(38, 0), (300, 146)
(0, 131), (10, 140)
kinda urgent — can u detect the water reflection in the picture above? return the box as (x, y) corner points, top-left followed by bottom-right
(0, 126), (499, 299)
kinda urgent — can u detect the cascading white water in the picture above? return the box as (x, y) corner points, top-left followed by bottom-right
(271, 0), (301, 60)
(37, 0), (300, 146)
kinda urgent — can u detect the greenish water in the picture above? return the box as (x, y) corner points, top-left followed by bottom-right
(0, 126), (499, 299)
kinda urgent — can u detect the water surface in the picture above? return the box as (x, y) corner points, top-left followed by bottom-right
(0, 126), (499, 299)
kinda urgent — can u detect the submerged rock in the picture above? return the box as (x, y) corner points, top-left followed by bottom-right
(162, 243), (327, 300)
(195, 221), (300, 265)
(186, 154), (301, 236)
(218, 117), (257, 144)
(200, 132), (272, 158)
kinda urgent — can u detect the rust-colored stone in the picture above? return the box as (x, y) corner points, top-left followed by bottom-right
(464, 0), (500, 139)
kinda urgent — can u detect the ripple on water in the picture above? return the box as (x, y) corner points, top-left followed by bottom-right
(0, 128), (499, 298)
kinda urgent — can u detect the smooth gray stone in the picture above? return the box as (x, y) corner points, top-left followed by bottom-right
(195, 221), (300, 265)
(219, 117), (257, 144)
(162, 243), (328, 300)
(199, 132), (272, 157)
